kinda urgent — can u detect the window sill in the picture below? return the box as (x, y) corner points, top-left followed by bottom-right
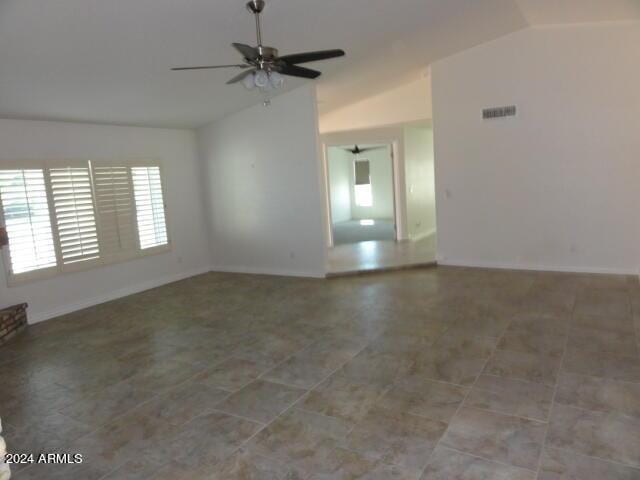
(5, 243), (172, 288)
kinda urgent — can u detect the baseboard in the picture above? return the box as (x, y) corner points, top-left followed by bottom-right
(437, 257), (638, 276)
(28, 266), (212, 324)
(210, 265), (326, 279)
(409, 229), (437, 242)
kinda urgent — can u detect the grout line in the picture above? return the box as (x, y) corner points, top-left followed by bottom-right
(544, 445), (640, 471)
(547, 401), (640, 421)
(208, 408), (267, 426)
(437, 445), (538, 474)
(459, 405), (548, 425)
(534, 292), (574, 478)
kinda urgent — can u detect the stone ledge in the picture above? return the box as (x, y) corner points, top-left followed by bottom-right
(0, 303), (28, 346)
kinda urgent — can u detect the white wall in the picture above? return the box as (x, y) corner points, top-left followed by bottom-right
(319, 77), (432, 133)
(350, 146), (394, 221)
(197, 86), (326, 277)
(0, 119), (210, 322)
(327, 148), (352, 223)
(432, 22), (640, 274)
(404, 126), (436, 239)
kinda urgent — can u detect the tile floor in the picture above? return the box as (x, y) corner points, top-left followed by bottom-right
(1, 267), (639, 479)
(332, 219), (397, 245)
(327, 235), (437, 275)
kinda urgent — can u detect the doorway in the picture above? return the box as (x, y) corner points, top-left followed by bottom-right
(326, 144), (396, 245)
(321, 124), (437, 275)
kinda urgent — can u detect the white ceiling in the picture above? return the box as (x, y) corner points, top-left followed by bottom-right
(0, 0), (637, 129)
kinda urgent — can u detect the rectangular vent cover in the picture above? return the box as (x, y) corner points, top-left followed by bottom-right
(483, 105), (516, 119)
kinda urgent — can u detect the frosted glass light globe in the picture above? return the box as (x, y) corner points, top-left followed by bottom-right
(269, 71), (284, 89)
(254, 70), (270, 88)
(242, 72), (256, 90)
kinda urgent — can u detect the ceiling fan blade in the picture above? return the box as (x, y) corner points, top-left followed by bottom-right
(279, 49), (346, 65)
(226, 69), (256, 84)
(232, 42), (259, 61)
(172, 64), (248, 71)
(277, 64), (322, 79)
(358, 147), (386, 153)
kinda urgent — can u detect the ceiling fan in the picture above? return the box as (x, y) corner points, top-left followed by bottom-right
(344, 145), (386, 155)
(172, 0), (346, 91)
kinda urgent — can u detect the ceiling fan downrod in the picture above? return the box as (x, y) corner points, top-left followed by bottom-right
(247, 0), (266, 47)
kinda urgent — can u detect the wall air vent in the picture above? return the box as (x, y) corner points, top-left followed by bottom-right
(482, 105), (516, 119)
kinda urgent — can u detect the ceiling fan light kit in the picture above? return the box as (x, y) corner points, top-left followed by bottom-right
(172, 0), (345, 98)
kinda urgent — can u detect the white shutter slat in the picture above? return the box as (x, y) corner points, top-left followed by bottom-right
(92, 164), (136, 259)
(132, 166), (168, 250)
(0, 169), (58, 275)
(49, 165), (100, 266)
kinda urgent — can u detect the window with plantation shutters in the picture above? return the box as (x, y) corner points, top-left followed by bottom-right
(0, 168), (57, 277)
(132, 166), (168, 250)
(1, 160), (170, 284)
(49, 164), (100, 268)
(92, 164), (136, 261)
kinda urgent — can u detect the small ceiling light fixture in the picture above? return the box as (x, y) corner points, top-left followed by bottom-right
(241, 70), (285, 91)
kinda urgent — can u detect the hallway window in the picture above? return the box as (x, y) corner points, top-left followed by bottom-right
(354, 160), (372, 207)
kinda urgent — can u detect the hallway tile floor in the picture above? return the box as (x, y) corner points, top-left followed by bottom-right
(1, 267), (639, 479)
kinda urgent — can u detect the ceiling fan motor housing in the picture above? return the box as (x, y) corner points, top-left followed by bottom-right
(257, 46), (278, 65)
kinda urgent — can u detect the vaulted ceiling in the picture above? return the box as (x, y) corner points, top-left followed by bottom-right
(0, 0), (637, 128)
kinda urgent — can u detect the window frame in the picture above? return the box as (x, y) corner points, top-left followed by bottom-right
(0, 159), (171, 287)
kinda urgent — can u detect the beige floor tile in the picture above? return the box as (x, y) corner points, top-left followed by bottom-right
(539, 447), (640, 480)
(464, 374), (554, 421)
(210, 448), (306, 479)
(193, 357), (269, 391)
(263, 337), (363, 389)
(100, 459), (163, 480)
(340, 405), (448, 473)
(167, 412), (262, 470)
(547, 404), (640, 468)
(508, 313), (571, 335)
(572, 313), (637, 334)
(68, 410), (180, 469)
(58, 381), (157, 428)
(421, 446), (536, 480)
(377, 376), (468, 422)
(484, 349), (561, 386)
(249, 408), (351, 476)
(215, 380), (306, 423)
(498, 330), (566, 357)
(125, 358), (204, 393)
(134, 380), (230, 426)
(562, 350), (640, 383)
(406, 347), (491, 386)
(574, 290), (632, 319)
(567, 325), (639, 357)
(555, 373), (640, 419)
(299, 369), (389, 425)
(15, 461), (113, 480)
(440, 407), (546, 471)
(310, 447), (419, 480)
